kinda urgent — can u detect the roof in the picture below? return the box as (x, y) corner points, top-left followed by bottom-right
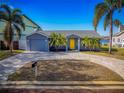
(33, 30), (101, 38)
(102, 36), (109, 40)
(23, 15), (41, 30)
(113, 25), (124, 37)
(0, 15), (42, 36)
(113, 31), (124, 37)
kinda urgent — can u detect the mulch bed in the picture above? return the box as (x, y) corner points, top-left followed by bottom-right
(8, 60), (123, 81)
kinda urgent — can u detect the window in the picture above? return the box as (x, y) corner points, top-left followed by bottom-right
(118, 38), (120, 42)
(113, 38), (115, 42)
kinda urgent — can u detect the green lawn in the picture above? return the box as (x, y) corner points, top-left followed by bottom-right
(0, 50), (24, 60)
(82, 46), (124, 60)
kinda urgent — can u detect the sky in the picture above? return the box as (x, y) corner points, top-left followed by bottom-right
(2, 0), (124, 36)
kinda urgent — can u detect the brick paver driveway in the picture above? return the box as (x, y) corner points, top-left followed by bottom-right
(0, 51), (124, 80)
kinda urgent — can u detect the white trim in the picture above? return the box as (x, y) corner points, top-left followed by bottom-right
(78, 38), (80, 51)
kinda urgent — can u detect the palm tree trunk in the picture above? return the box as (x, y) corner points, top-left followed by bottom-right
(10, 42), (13, 53)
(109, 13), (113, 54)
(9, 22), (13, 53)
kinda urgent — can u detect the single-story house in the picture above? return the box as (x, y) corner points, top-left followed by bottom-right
(0, 15), (101, 52)
(26, 30), (101, 52)
(112, 25), (124, 48)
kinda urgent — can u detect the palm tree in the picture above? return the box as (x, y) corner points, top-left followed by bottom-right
(92, 38), (101, 50)
(49, 33), (59, 49)
(49, 33), (66, 51)
(0, 4), (25, 53)
(82, 37), (89, 49)
(58, 34), (67, 46)
(82, 37), (101, 51)
(93, 0), (123, 54)
(82, 37), (92, 50)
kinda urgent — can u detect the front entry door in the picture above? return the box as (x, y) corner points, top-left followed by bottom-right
(70, 38), (75, 49)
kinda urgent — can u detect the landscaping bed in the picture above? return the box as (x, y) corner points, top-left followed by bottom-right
(0, 50), (24, 60)
(8, 60), (123, 81)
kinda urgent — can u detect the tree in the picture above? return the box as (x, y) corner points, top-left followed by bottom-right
(93, 0), (123, 54)
(92, 38), (101, 50)
(0, 5), (25, 53)
(82, 37), (90, 49)
(49, 33), (66, 51)
(82, 37), (101, 51)
(58, 34), (67, 46)
(82, 37), (93, 51)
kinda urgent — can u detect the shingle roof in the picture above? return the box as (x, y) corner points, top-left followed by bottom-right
(113, 31), (124, 37)
(35, 30), (101, 38)
(112, 25), (124, 37)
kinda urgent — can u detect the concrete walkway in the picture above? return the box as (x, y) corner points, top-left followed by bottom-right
(0, 51), (124, 81)
(1, 81), (124, 89)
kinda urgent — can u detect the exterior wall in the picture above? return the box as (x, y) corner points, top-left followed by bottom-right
(19, 35), (27, 50)
(19, 26), (39, 50)
(112, 33), (124, 48)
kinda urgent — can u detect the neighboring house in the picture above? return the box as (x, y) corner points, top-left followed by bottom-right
(26, 30), (101, 52)
(112, 25), (124, 48)
(101, 36), (109, 46)
(0, 15), (41, 50)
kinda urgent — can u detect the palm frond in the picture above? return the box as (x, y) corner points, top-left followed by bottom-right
(13, 23), (22, 39)
(104, 0), (113, 7)
(93, 2), (108, 31)
(122, 0), (124, 6)
(113, 19), (121, 27)
(12, 9), (22, 16)
(0, 11), (9, 21)
(12, 14), (25, 30)
(50, 33), (66, 47)
(0, 4), (11, 16)
(104, 13), (110, 31)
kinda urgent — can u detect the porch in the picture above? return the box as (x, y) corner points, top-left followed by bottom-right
(66, 34), (81, 51)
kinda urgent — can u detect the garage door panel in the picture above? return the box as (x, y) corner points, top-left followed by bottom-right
(30, 39), (48, 51)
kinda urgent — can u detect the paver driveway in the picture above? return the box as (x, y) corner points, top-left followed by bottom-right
(0, 51), (124, 81)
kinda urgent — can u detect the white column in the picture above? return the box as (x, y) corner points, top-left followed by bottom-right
(66, 39), (68, 52)
(48, 39), (50, 52)
(78, 38), (80, 51)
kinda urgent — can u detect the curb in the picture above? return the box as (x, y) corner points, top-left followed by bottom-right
(0, 81), (124, 89)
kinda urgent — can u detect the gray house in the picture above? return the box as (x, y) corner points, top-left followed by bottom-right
(26, 30), (101, 52)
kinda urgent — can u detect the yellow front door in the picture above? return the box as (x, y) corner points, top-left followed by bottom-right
(70, 38), (75, 49)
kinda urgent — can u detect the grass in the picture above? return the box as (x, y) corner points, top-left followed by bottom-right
(8, 60), (123, 81)
(0, 50), (24, 60)
(82, 46), (124, 60)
